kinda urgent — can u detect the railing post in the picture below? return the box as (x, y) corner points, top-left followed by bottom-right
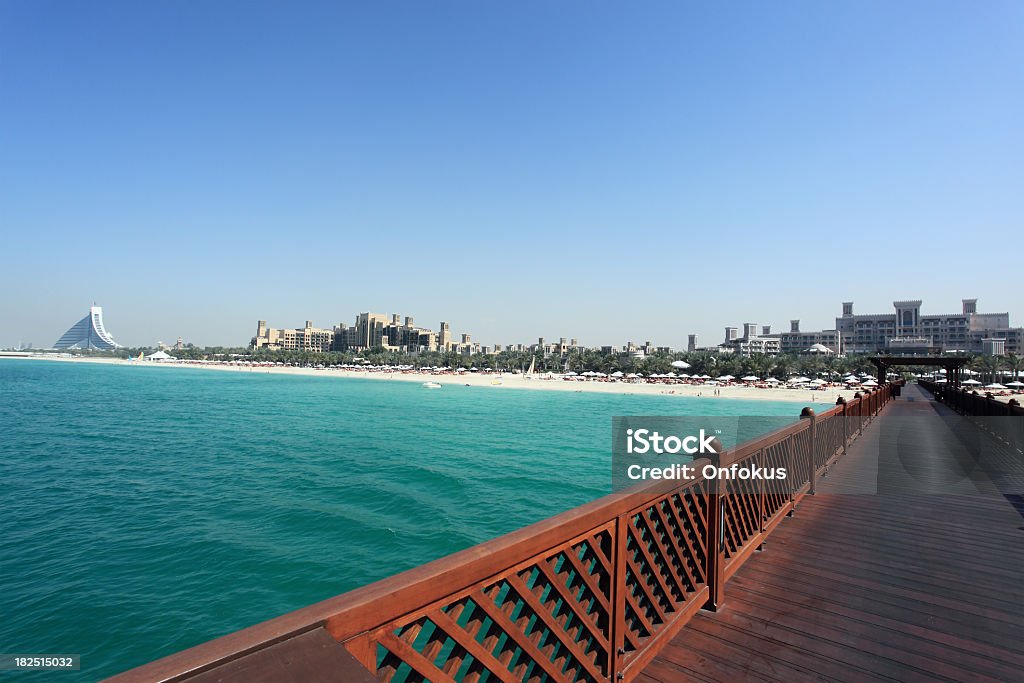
(611, 511), (628, 679)
(704, 439), (725, 612)
(757, 448), (766, 550)
(801, 407), (817, 495)
(853, 392), (863, 434)
(836, 396), (848, 456)
(785, 432), (796, 516)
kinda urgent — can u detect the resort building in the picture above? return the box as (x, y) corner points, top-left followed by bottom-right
(775, 321), (843, 354)
(834, 299), (1022, 355)
(438, 322), (451, 351)
(253, 313), (466, 354)
(717, 323), (781, 356)
(251, 320), (334, 352)
(708, 299), (1023, 357)
(525, 336), (582, 357)
(53, 305), (121, 350)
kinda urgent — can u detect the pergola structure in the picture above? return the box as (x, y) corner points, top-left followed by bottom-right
(869, 356), (971, 387)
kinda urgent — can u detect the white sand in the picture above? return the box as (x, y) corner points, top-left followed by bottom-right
(12, 355), (861, 404)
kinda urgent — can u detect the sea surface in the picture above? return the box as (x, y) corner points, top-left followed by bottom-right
(0, 359), (829, 680)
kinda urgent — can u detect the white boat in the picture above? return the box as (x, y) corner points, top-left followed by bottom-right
(422, 382), (442, 389)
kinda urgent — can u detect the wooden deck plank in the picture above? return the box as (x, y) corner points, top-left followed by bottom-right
(725, 579), (1024, 668)
(642, 384), (1024, 682)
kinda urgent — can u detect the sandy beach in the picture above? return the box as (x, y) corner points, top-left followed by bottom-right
(7, 355), (870, 404)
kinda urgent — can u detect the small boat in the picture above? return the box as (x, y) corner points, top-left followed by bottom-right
(422, 382), (442, 389)
(490, 379), (503, 385)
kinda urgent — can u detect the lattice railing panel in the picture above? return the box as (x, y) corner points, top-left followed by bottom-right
(371, 527), (614, 683)
(815, 414), (844, 468)
(619, 485), (709, 662)
(761, 441), (792, 521)
(788, 429), (813, 491)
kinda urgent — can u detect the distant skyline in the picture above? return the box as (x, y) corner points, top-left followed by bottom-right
(13, 295), (1024, 352)
(2, 2), (1022, 348)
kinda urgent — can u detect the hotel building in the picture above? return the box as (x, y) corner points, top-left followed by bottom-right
(54, 305), (121, 350)
(252, 313), (454, 354)
(251, 320), (334, 352)
(835, 299), (1021, 355)
(711, 298), (1022, 357)
(718, 324), (782, 356)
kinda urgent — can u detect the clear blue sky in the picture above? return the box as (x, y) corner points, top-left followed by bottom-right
(2, 1), (1021, 348)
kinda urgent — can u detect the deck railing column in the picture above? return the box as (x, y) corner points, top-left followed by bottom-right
(852, 392), (862, 436)
(611, 511), (628, 678)
(836, 397), (848, 454)
(757, 447), (766, 550)
(801, 407), (817, 494)
(704, 438), (726, 612)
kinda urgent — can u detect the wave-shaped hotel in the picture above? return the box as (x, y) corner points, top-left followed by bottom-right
(53, 305), (120, 350)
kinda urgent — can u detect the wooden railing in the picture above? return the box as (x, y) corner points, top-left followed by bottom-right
(920, 379), (1024, 417)
(108, 385), (895, 683)
(919, 379), (1023, 452)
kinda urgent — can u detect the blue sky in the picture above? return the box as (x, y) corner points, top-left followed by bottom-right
(1, 1), (1021, 348)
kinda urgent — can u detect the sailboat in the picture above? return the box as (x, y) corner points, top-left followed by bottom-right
(525, 355), (535, 379)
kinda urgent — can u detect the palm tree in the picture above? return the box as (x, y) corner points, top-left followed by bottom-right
(685, 351), (717, 377)
(1004, 352), (1022, 380)
(772, 354), (795, 379)
(970, 354), (1003, 384)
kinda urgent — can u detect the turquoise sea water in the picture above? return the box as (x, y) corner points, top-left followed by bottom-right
(0, 359), (827, 680)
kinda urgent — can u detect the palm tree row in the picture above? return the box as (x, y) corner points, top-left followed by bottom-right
(61, 346), (1021, 382)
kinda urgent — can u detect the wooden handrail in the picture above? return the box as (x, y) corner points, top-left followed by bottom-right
(919, 379), (1023, 450)
(108, 384), (896, 683)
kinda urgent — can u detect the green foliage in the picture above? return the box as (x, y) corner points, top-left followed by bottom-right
(41, 344), (1015, 382)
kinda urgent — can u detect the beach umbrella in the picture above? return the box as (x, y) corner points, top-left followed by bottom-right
(765, 377), (780, 383)
(671, 360), (691, 369)
(985, 383), (1007, 390)
(845, 377), (861, 384)
(862, 380), (879, 386)
(962, 379), (982, 385)
(789, 376), (811, 383)
(810, 378), (827, 385)
(564, 371), (577, 376)
(611, 370), (624, 377)
(1006, 381), (1024, 387)
(626, 373), (638, 378)
(741, 375), (760, 381)
(718, 374), (735, 381)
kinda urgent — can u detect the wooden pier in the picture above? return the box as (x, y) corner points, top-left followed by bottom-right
(639, 384), (1024, 682)
(108, 383), (1024, 683)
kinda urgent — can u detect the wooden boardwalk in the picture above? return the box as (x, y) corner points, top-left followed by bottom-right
(639, 384), (1024, 682)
